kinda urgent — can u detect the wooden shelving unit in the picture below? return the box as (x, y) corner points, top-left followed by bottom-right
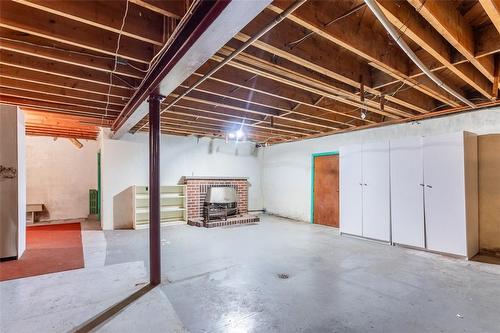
(113, 185), (186, 229)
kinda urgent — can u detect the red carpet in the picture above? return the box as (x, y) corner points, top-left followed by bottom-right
(0, 223), (84, 281)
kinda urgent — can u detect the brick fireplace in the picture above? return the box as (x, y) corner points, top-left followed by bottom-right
(182, 176), (258, 227)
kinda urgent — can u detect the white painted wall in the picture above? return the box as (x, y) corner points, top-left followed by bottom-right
(260, 108), (500, 222)
(100, 131), (263, 230)
(26, 137), (98, 221)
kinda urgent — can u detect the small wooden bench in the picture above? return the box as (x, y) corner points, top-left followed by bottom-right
(27, 204), (44, 223)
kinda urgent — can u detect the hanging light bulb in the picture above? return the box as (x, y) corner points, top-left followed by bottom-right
(228, 132), (236, 139)
(236, 128), (244, 139)
(361, 109), (366, 119)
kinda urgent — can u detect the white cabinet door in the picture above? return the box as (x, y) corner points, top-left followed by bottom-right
(362, 141), (391, 242)
(390, 137), (425, 248)
(423, 133), (467, 256)
(339, 144), (363, 236)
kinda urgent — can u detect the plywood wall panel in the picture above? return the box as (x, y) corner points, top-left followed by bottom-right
(478, 134), (500, 253)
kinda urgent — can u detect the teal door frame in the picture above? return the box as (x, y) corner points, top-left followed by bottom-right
(97, 151), (101, 221)
(310, 151), (339, 224)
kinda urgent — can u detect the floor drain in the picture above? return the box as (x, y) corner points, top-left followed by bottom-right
(277, 273), (289, 279)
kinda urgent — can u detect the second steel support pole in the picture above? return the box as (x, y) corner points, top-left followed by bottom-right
(148, 94), (162, 286)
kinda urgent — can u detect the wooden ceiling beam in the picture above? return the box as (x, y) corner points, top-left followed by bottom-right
(168, 96), (325, 135)
(128, 0), (185, 19)
(191, 64), (374, 125)
(24, 110), (106, 127)
(0, 75), (127, 107)
(164, 104), (308, 137)
(0, 49), (139, 89)
(374, 54), (497, 95)
(234, 34), (431, 115)
(236, 10), (435, 115)
(479, 0), (500, 34)
(0, 37), (144, 79)
(156, 110), (297, 141)
(11, 0), (166, 46)
(26, 131), (99, 140)
(22, 107), (114, 126)
(26, 127), (98, 135)
(214, 50), (407, 120)
(25, 125), (98, 134)
(0, 1), (154, 64)
(160, 115), (285, 138)
(158, 119), (275, 141)
(145, 126), (230, 141)
(21, 110), (114, 127)
(408, 0), (495, 83)
(0, 87), (123, 112)
(0, 65), (132, 99)
(171, 92), (336, 132)
(0, 95), (120, 118)
(475, 23), (500, 57)
(178, 84), (349, 129)
(377, 0), (493, 100)
(25, 130), (98, 140)
(268, 2), (460, 107)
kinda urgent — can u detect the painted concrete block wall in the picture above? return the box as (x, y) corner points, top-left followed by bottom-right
(26, 136), (98, 221)
(100, 134), (148, 230)
(260, 108), (500, 222)
(100, 131), (263, 230)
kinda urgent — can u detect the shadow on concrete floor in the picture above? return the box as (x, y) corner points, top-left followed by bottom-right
(471, 253), (500, 265)
(71, 284), (156, 333)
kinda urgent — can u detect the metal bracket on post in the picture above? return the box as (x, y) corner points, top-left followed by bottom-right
(148, 92), (163, 286)
(147, 94), (166, 104)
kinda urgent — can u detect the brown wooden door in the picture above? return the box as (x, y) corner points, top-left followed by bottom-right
(313, 155), (339, 227)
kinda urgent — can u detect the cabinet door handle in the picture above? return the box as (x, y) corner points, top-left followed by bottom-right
(364, 183), (367, 186)
(359, 183), (363, 186)
(426, 185), (432, 188)
(419, 183), (424, 187)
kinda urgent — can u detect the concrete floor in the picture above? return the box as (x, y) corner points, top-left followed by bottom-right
(2, 215), (500, 332)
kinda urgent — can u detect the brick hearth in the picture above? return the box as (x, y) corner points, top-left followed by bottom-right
(182, 176), (258, 228)
(183, 176), (248, 220)
(187, 214), (260, 228)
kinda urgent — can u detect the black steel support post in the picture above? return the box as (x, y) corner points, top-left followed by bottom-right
(148, 94), (162, 285)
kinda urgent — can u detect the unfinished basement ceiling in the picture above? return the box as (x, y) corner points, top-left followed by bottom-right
(0, 0), (499, 144)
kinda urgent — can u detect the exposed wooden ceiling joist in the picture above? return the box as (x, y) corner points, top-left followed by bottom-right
(267, 2), (461, 107)
(0, 1), (154, 64)
(214, 50), (406, 119)
(0, 76), (127, 107)
(0, 86), (123, 112)
(0, 49), (139, 89)
(0, 65), (132, 99)
(0, 37), (145, 79)
(236, 9), (435, 115)
(24, 110), (101, 140)
(408, 0), (495, 83)
(11, 0), (167, 45)
(1, 0), (499, 144)
(479, 0), (500, 94)
(167, 94), (326, 134)
(0, 95), (120, 118)
(128, 0), (185, 19)
(190, 65), (375, 125)
(377, 0), (494, 100)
